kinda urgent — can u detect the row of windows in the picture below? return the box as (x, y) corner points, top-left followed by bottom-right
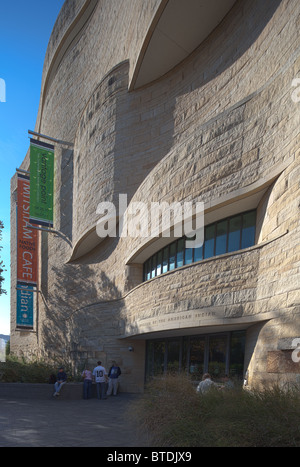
(146, 331), (246, 381)
(143, 210), (256, 281)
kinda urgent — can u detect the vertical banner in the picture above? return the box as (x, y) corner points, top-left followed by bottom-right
(16, 285), (35, 329)
(17, 174), (38, 287)
(17, 174), (38, 329)
(29, 139), (54, 228)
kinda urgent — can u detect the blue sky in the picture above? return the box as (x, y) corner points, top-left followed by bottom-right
(0, 1), (65, 335)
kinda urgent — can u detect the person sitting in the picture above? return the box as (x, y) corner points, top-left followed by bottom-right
(53, 367), (67, 397)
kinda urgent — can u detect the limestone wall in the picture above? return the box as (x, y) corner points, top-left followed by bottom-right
(10, 0), (300, 392)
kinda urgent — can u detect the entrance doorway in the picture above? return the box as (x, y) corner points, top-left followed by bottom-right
(145, 330), (245, 382)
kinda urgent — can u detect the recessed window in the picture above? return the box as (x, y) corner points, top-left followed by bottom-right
(242, 211), (256, 249)
(143, 210), (256, 281)
(146, 331), (246, 382)
(176, 238), (184, 268)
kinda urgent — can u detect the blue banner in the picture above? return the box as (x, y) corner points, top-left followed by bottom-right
(16, 284), (35, 329)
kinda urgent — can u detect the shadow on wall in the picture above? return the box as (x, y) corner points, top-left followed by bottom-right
(38, 0), (284, 371)
(114, 0), (283, 196)
(71, 0), (282, 254)
(40, 264), (124, 368)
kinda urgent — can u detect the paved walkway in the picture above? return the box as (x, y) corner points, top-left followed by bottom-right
(0, 394), (150, 447)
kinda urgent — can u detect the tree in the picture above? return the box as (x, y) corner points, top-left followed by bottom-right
(0, 221), (7, 296)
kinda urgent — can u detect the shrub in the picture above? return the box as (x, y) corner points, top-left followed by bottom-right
(0, 355), (64, 383)
(130, 374), (300, 447)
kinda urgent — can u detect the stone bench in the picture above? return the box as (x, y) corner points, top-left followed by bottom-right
(0, 382), (97, 400)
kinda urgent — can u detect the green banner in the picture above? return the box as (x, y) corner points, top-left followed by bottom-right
(29, 139), (54, 227)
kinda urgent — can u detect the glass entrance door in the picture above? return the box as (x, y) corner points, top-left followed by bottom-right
(188, 337), (205, 381)
(208, 334), (228, 378)
(145, 331), (245, 382)
(167, 340), (181, 373)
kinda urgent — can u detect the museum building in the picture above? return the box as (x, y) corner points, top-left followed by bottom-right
(10, 0), (300, 392)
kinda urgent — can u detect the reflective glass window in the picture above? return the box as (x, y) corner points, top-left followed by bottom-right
(176, 239), (184, 268)
(162, 247), (169, 273)
(146, 331), (246, 383)
(216, 220), (228, 256)
(204, 224), (215, 259)
(208, 335), (227, 378)
(169, 243), (176, 271)
(167, 340), (181, 373)
(189, 337), (205, 380)
(194, 242), (203, 262)
(229, 331), (246, 378)
(143, 210), (256, 282)
(242, 211), (256, 249)
(157, 251), (162, 276)
(228, 215), (241, 252)
(151, 255), (157, 279)
(185, 246), (193, 265)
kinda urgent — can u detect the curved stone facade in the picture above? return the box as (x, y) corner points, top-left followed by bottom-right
(11, 0), (300, 392)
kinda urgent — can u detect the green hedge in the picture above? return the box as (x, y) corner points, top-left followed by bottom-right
(0, 355), (71, 383)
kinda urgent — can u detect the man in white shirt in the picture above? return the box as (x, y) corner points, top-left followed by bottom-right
(93, 361), (108, 400)
(196, 373), (217, 394)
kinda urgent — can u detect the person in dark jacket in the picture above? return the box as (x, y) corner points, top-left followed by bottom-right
(106, 361), (121, 396)
(53, 367), (67, 397)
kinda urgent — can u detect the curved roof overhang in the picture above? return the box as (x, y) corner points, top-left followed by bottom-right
(129, 0), (236, 91)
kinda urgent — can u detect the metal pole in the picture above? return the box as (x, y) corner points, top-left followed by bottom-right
(16, 287), (39, 293)
(26, 223), (59, 234)
(28, 130), (74, 147)
(16, 168), (30, 175)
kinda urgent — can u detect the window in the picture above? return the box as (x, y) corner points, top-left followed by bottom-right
(157, 251), (162, 276)
(208, 334), (228, 378)
(169, 243), (176, 271)
(146, 331), (246, 382)
(215, 220), (227, 256)
(162, 246), (169, 274)
(242, 211), (256, 249)
(188, 337), (205, 380)
(185, 246), (193, 265)
(204, 224), (215, 259)
(228, 215), (241, 252)
(176, 238), (184, 268)
(151, 255), (156, 279)
(143, 210), (256, 281)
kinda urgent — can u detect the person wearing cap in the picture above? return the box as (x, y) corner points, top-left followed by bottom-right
(53, 367), (67, 397)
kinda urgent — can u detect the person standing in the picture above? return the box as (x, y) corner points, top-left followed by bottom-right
(107, 361), (121, 396)
(93, 361), (108, 400)
(81, 368), (93, 399)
